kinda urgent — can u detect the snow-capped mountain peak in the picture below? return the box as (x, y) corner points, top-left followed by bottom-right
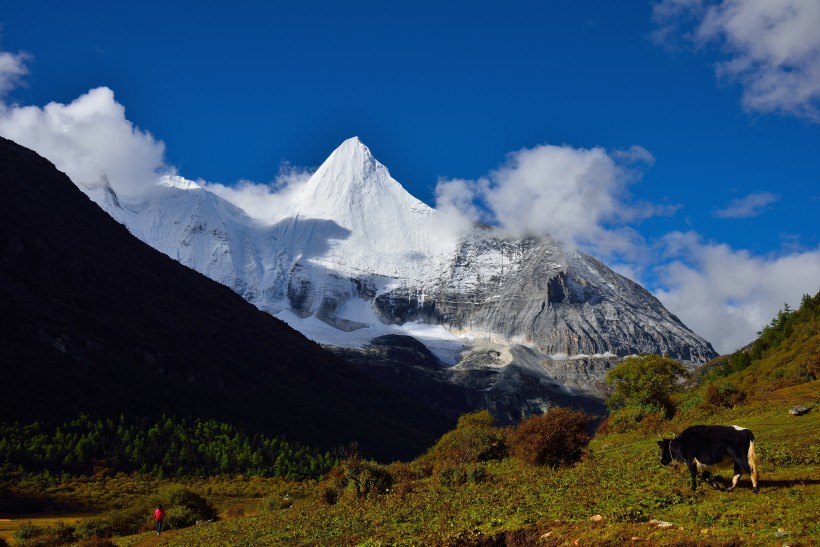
(159, 175), (202, 190)
(80, 137), (717, 382)
(290, 137), (433, 223)
(280, 138), (455, 284)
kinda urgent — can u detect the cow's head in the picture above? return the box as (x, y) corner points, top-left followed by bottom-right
(657, 439), (674, 465)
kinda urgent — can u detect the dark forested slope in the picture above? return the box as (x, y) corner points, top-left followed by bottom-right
(0, 136), (448, 461)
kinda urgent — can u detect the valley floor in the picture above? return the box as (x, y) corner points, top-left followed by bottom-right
(104, 381), (819, 547)
(1, 382), (816, 546)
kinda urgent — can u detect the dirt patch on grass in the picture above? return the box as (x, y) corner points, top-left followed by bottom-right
(748, 380), (819, 405)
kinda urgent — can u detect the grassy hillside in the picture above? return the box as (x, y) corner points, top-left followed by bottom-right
(700, 291), (820, 396)
(80, 380), (814, 547)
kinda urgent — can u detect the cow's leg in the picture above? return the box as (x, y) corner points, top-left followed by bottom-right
(727, 461), (742, 492)
(748, 441), (759, 493)
(740, 457), (759, 493)
(686, 460), (699, 490)
(750, 466), (759, 493)
(700, 469), (721, 489)
(694, 458), (720, 489)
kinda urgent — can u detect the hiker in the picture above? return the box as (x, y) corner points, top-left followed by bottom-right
(154, 504), (166, 535)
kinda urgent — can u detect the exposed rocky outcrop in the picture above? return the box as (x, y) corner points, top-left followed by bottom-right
(332, 336), (606, 425)
(373, 229), (716, 362)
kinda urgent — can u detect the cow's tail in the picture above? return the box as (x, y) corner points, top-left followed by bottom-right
(747, 432), (759, 492)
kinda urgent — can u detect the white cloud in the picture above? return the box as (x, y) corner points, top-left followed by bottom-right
(434, 143), (672, 259)
(653, 0), (820, 121)
(427, 177), (486, 243)
(0, 86), (170, 198)
(204, 163), (314, 224)
(2, 45), (817, 358)
(0, 44), (313, 225)
(0, 56), (313, 222)
(653, 231), (820, 353)
(434, 141), (820, 354)
(0, 49), (30, 96)
(434, 175), (484, 221)
(713, 191), (779, 218)
(612, 145), (656, 166)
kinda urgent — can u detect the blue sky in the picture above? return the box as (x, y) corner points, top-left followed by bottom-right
(1, 0), (819, 353)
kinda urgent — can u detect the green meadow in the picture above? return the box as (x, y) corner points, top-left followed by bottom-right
(1, 380), (815, 547)
(113, 382), (817, 547)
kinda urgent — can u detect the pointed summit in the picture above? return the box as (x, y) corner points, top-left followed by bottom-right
(291, 137), (431, 224)
(284, 138), (453, 280)
(325, 136), (373, 165)
(308, 136), (384, 195)
(334, 136), (370, 156)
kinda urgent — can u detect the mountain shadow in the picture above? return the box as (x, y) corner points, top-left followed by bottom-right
(0, 136), (450, 462)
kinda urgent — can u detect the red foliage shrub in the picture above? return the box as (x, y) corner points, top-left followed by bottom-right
(507, 407), (590, 467)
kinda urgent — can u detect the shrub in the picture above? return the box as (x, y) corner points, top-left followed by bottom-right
(318, 465), (345, 505)
(387, 460), (429, 483)
(320, 485), (340, 505)
(73, 504), (149, 541)
(636, 411), (670, 436)
(436, 462), (489, 488)
(7, 523), (77, 546)
(261, 497), (293, 512)
(437, 465), (468, 488)
(12, 522), (46, 542)
(609, 505), (647, 523)
(703, 382), (747, 408)
(466, 463), (489, 484)
(598, 404), (672, 435)
(341, 455), (393, 498)
(507, 407), (590, 467)
(104, 505), (151, 537)
(676, 392), (705, 412)
(798, 354), (820, 382)
(75, 517), (113, 540)
(157, 486), (218, 530)
(606, 355), (688, 417)
(56, 522), (78, 543)
(424, 411), (506, 467)
(319, 455), (393, 503)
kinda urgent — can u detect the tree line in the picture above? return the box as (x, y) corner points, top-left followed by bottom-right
(707, 290), (820, 380)
(752, 291), (820, 359)
(0, 414), (337, 480)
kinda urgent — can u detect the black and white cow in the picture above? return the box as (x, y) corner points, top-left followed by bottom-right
(657, 425), (759, 493)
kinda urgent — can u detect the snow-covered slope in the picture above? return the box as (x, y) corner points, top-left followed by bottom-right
(79, 137), (717, 407)
(284, 137), (456, 281)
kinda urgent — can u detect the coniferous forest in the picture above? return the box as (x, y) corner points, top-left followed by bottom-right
(0, 415), (336, 481)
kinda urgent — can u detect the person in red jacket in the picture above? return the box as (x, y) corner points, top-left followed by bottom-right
(154, 504), (166, 535)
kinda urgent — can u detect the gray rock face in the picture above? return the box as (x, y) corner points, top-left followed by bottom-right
(372, 229), (717, 363)
(328, 229), (717, 419)
(331, 336), (607, 425)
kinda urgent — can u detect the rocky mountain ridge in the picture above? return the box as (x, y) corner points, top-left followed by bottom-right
(76, 137), (717, 417)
